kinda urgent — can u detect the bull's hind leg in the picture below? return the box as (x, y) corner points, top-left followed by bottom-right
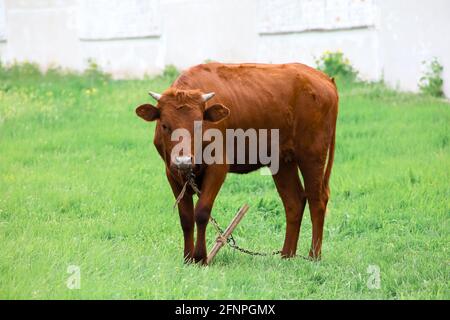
(297, 157), (329, 260)
(272, 161), (307, 258)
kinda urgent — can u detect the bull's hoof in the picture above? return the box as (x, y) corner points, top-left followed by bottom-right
(281, 248), (296, 259)
(281, 252), (296, 259)
(194, 258), (207, 266)
(184, 257), (194, 264)
(308, 250), (322, 261)
(193, 254), (207, 265)
(183, 252), (195, 264)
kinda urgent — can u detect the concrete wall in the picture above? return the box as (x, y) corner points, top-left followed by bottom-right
(161, 0), (259, 67)
(377, 0), (450, 95)
(0, 0), (449, 96)
(1, 0), (81, 70)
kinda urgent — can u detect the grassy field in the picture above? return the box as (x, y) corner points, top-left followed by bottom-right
(0, 64), (449, 299)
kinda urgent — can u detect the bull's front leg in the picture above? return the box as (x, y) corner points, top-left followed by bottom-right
(193, 164), (227, 264)
(166, 169), (195, 263)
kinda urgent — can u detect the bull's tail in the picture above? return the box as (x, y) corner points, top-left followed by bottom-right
(323, 124), (336, 194)
(323, 85), (337, 196)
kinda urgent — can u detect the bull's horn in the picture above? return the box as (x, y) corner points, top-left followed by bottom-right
(202, 92), (215, 102)
(148, 91), (162, 101)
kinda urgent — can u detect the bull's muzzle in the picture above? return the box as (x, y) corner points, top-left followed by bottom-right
(173, 156), (193, 172)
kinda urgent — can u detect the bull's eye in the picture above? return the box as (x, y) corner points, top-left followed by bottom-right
(161, 123), (171, 133)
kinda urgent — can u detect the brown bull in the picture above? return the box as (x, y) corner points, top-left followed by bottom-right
(136, 62), (338, 264)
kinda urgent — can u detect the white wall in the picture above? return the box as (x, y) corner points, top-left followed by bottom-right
(377, 0), (450, 95)
(256, 0), (381, 80)
(77, 0), (164, 77)
(257, 28), (381, 80)
(1, 0), (82, 69)
(161, 0), (259, 68)
(0, 0), (449, 96)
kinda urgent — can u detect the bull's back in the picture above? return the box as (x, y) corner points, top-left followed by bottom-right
(173, 62), (337, 131)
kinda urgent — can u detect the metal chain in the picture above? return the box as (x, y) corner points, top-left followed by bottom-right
(186, 172), (282, 257)
(174, 169), (310, 259)
(209, 215), (282, 257)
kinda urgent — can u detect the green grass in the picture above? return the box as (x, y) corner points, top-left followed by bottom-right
(0, 64), (449, 299)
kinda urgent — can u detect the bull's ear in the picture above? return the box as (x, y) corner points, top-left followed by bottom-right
(203, 104), (230, 123)
(136, 104), (159, 121)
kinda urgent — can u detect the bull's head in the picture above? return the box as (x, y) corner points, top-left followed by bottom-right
(136, 88), (230, 174)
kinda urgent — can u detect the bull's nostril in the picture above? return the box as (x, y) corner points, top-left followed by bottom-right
(175, 156), (192, 164)
(174, 156), (193, 170)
